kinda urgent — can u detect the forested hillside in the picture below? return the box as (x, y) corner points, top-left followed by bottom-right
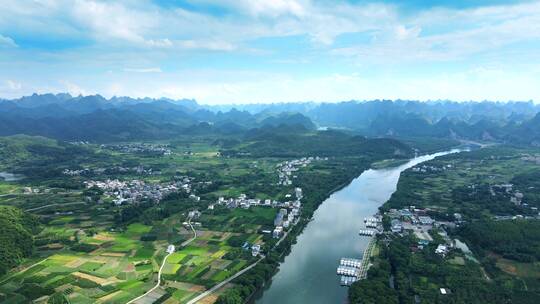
(0, 206), (40, 275)
(222, 127), (413, 158)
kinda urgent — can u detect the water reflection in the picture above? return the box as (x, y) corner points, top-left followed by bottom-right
(256, 150), (458, 304)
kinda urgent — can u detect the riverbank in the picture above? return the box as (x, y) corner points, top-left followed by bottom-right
(370, 159), (409, 169)
(216, 156), (379, 303)
(350, 145), (540, 304)
(253, 151), (456, 304)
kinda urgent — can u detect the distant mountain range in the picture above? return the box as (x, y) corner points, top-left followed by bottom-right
(0, 94), (315, 141)
(210, 99), (540, 145)
(1, 93), (540, 145)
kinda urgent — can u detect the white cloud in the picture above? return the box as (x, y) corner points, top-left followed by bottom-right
(0, 34), (17, 47)
(124, 67), (162, 73)
(175, 39), (236, 51)
(1, 0), (540, 54)
(0, 0), (397, 48)
(0, 80), (23, 98)
(146, 39), (173, 48)
(395, 25), (421, 40)
(204, 0), (308, 18)
(57, 65), (537, 104)
(69, 0), (165, 46)
(330, 1), (540, 62)
(6, 80), (22, 90)
(1, 0), (540, 102)
(60, 80), (87, 96)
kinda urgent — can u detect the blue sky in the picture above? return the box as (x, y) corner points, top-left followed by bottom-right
(1, 0), (540, 104)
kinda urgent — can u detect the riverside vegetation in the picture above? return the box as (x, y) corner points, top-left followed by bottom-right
(349, 146), (540, 304)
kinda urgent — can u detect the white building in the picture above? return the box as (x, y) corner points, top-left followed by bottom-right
(435, 244), (449, 256)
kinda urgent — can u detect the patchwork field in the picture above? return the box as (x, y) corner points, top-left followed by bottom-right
(159, 229), (257, 303)
(0, 223), (168, 303)
(0, 139), (289, 303)
(0, 216), (262, 303)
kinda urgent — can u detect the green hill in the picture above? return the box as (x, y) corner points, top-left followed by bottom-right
(0, 206), (40, 275)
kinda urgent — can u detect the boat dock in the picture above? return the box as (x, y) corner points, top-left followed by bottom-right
(365, 222), (378, 228)
(357, 237), (376, 280)
(337, 266), (360, 277)
(337, 215), (380, 286)
(364, 216), (381, 229)
(340, 258), (362, 268)
(364, 216), (381, 223)
(340, 275), (357, 286)
(358, 229), (375, 236)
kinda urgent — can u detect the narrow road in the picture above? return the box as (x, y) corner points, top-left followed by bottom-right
(181, 216), (197, 247)
(126, 250), (173, 304)
(25, 201), (86, 212)
(126, 216), (197, 304)
(0, 190), (82, 198)
(186, 256), (264, 304)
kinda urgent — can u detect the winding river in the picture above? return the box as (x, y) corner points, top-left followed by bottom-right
(256, 150), (459, 304)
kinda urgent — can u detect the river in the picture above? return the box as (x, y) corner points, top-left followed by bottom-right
(255, 150), (459, 304)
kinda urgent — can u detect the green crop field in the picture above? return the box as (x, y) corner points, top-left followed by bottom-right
(0, 137), (283, 303)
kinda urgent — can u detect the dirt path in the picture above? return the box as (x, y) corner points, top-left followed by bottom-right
(25, 201), (86, 212)
(126, 250), (173, 304)
(126, 216), (198, 304)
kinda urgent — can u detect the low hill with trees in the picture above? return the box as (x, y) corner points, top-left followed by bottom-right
(0, 206), (41, 275)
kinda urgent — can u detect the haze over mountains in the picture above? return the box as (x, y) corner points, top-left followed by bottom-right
(2, 93), (540, 145)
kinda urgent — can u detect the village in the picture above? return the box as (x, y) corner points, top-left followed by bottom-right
(84, 176), (195, 205)
(210, 186), (304, 240)
(276, 156), (327, 185)
(385, 206), (464, 258)
(411, 163), (454, 173)
(101, 143), (173, 155)
(63, 165), (160, 177)
(338, 205), (473, 288)
(79, 154), (317, 260)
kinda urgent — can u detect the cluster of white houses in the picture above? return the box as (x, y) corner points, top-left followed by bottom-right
(63, 165), (159, 177)
(102, 143), (173, 155)
(489, 183), (525, 206)
(276, 157), (327, 186)
(271, 189), (303, 238)
(84, 178), (193, 205)
(212, 188), (304, 239)
(385, 206), (465, 257)
(483, 183), (538, 216)
(272, 207), (298, 237)
(411, 163), (453, 173)
(241, 242), (262, 257)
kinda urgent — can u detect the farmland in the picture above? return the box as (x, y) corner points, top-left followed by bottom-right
(0, 136), (308, 303)
(0, 219), (262, 303)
